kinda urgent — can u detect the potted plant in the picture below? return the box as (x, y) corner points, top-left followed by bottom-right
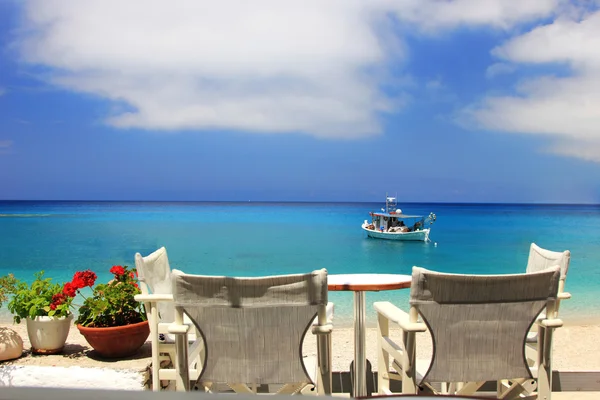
(4, 270), (95, 354)
(75, 265), (149, 358)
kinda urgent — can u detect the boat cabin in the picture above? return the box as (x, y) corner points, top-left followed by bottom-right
(367, 212), (425, 233)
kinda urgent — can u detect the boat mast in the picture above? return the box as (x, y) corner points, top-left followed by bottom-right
(385, 193), (397, 214)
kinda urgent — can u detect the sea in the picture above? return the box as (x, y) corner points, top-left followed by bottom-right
(1, 201), (599, 326)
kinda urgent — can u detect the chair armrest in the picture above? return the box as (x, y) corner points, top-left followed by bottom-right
(558, 292), (571, 300)
(374, 301), (426, 332)
(312, 323), (333, 335)
(168, 322), (190, 334)
(134, 294), (174, 302)
(537, 318), (563, 328)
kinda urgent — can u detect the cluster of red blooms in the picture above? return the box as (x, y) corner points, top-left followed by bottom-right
(110, 265), (139, 288)
(73, 270), (97, 288)
(50, 293), (67, 310)
(50, 270), (98, 310)
(110, 265), (126, 276)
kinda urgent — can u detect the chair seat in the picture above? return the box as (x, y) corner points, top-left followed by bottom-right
(169, 268), (332, 394)
(377, 266), (561, 398)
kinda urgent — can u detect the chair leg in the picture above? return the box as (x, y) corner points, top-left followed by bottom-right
(456, 381), (485, 396)
(149, 304), (160, 391)
(377, 313), (390, 394)
(316, 332), (332, 395)
(229, 383), (254, 393)
(324, 332), (333, 395)
(537, 326), (553, 400)
(401, 330), (418, 394)
(328, 332), (332, 393)
(174, 332), (190, 391)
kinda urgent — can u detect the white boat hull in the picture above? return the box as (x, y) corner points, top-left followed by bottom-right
(362, 223), (430, 242)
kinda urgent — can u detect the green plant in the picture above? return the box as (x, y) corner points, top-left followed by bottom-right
(7, 271), (77, 323)
(0, 273), (18, 309)
(75, 265), (146, 328)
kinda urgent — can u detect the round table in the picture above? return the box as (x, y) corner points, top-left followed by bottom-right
(328, 273), (412, 398)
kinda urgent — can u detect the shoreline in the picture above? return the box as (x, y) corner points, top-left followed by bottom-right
(2, 318), (600, 375)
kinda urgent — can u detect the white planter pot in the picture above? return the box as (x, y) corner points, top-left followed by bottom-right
(25, 314), (73, 354)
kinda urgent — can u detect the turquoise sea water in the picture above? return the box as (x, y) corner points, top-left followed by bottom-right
(1, 201), (599, 325)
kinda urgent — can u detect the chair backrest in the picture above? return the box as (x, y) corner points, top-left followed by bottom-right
(134, 247), (174, 322)
(526, 242), (570, 282)
(171, 268), (328, 386)
(409, 266), (560, 384)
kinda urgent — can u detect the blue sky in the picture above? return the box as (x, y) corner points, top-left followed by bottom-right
(1, 0), (600, 203)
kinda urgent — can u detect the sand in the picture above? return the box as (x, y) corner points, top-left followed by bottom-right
(2, 320), (600, 375)
(0, 365), (145, 390)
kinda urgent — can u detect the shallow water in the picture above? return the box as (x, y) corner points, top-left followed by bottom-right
(1, 201), (598, 324)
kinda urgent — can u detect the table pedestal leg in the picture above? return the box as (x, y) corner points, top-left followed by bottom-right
(353, 291), (366, 397)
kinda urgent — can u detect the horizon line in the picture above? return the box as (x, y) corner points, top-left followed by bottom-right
(1, 199), (599, 206)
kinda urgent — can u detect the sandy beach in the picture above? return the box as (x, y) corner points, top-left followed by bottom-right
(3, 319), (600, 377)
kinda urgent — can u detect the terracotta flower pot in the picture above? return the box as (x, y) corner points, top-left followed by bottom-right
(77, 320), (149, 358)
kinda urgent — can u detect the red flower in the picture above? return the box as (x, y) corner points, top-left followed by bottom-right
(72, 276), (84, 289)
(72, 270), (97, 288)
(63, 282), (77, 297)
(51, 293), (66, 307)
(129, 272), (135, 279)
(50, 303), (57, 310)
(110, 265), (125, 276)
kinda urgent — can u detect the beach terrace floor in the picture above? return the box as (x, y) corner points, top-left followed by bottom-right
(2, 321), (600, 397)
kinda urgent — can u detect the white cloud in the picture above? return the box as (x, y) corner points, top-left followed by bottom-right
(14, 0), (561, 138)
(548, 140), (600, 163)
(467, 10), (600, 162)
(380, 0), (560, 32)
(485, 63), (517, 78)
(491, 12), (600, 69)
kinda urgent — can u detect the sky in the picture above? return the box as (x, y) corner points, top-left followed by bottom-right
(1, 0), (600, 203)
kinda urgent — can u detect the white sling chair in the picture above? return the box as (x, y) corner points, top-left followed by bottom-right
(525, 243), (571, 368)
(375, 266), (561, 399)
(526, 243), (571, 318)
(134, 247), (203, 391)
(168, 268), (333, 395)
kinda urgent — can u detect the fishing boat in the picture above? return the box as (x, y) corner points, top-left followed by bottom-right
(361, 196), (436, 242)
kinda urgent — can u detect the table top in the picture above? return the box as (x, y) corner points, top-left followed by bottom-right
(328, 273), (412, 292)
